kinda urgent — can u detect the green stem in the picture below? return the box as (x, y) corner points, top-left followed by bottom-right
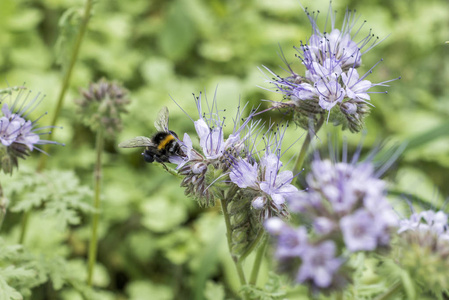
(292, 115), (325, 176)
(219, 198), (248, 300)
(334, 291), (344, 300)
(37, 0), (94, 171)
(87, 129), (104, 286)
(373, 281), (402, 300)
(249, 234), (268, 286)
(19, 0), (95, 244)
(18, 211), (30, 244)
(0, 182), (6, 232)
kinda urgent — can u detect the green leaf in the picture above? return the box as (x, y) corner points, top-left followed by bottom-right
(6, 168), (94, 230)
(158, 0), (196, 61)
(126, 280), (173, 300)
(204, 281), (225, 300)
(0, 277), (22, 300)
(405, 121), (449, 151)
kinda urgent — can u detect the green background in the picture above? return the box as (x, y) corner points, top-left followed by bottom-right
(0, 0), (448, 299)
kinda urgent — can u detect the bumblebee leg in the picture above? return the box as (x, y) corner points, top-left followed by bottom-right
(160, 162), (169, 172)
(142, 151), (155, 163)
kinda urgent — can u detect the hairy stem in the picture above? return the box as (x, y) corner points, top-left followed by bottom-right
(219, 198), (248, 300)
(38, 0), (94, 171)
(373, 281), (402, 300)
(87, 129), (104, 286)
(249, 234), (268, 286)
(292, 115), (325, 176)
(0, 182), (6, 231)
(19, 0), (95, 244)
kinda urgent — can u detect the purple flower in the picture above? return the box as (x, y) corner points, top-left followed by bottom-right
(266, 220), (309, 259)
(342, 68), (372, 101)
(230, 153), (299, 217)
(297, 241), (342, 288)
(172, 92), (254, 169)
(315, 79), (346, 112)
(0, 91), (57, 152)
(340, 209), (379, 252)
(288, 151), (397, 254)
(398, 210), (448, 236)
(170, 91), (258, 206)
(229, 126), (302, 219)
(262, 5), (399, 132)
(0, 88), (59, 174)
(259, 153), (298, 207)
(229, 158), (258, 189)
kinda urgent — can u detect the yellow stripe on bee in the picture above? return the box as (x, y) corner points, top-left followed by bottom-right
(157, 134), (175, 150)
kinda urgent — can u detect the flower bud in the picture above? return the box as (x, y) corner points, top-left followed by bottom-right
(75, 78), (131, 139)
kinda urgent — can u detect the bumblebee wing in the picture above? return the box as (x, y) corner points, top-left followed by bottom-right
(154, 106), (169, 132)
(118, 136), (154, 148)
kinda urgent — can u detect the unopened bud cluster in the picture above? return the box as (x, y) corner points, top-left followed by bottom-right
(76, 78), (130, 138)
(394, 210), (449, 296)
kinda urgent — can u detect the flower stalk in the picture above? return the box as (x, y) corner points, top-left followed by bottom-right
(249, 234), (268, 286)
(292, 115), (324, 176)
(0, 182), (6, 231)
(37, 0), (94, 171)
(19, 0), (94, 245)
(87, 128), (104, 286)
(219, 198), (248, 300)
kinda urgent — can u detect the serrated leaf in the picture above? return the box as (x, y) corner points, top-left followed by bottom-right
(0, 278), (22, 300)
(7, 169), (93, 230)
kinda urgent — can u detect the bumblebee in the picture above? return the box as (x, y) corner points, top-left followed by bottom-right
(118, 106), (184, 164)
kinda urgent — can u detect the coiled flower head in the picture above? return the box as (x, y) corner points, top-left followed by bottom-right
(264, 4), (399, 132)
(76, 78), (131, 139)
(0, 86), (59, 174)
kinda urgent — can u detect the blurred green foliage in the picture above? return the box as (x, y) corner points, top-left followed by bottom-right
(0, 0), (448, 299)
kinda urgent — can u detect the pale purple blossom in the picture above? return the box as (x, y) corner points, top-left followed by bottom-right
(297, 241), (342, 288)
(287, 153), (396, 255)
(170, 91), (259, 206)
(313, 217), (335, 235)
(0, 93), (56, 152)
(342, 68), (372, 101)
(315, 79), (346, 111)
(171, 92), (255, 169)
(340, 209), (379, 252)
(398, 210), (448, 236)
(261, 4), (399, 132)
(259, 153), (299, 207)
(230, 153), (299, 216)
(229, 158), (258, 189)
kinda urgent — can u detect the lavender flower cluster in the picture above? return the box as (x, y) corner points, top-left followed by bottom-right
(229, 127), (299, 220)
(0, 103), (40, 150)
(168, 93), (256, 206)
(266, 6), (398, 132)
(266, 156), (397, 289)
(0, 89), (56, 174)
